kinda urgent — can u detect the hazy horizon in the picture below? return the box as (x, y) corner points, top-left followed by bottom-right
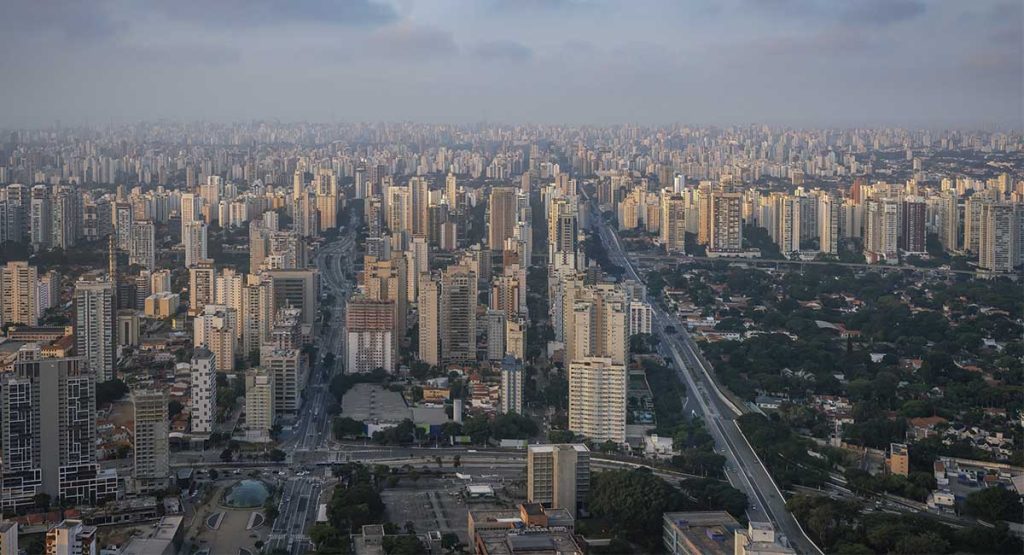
(2, 0), (1021, 129)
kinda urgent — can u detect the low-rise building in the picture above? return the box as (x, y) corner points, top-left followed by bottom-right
(662, 511), (741, 555)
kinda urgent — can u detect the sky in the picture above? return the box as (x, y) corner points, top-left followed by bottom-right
(0, 0), (1020, 129)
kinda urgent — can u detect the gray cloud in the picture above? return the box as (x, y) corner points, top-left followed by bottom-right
(363, 25), (459, 61)
(473, 40), (533, 61)
(152, 0), (398, 27)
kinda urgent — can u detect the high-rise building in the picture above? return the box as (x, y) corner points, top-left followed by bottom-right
(500, 355), (523, 415)
(441, 263), (477, 363)
(45, 520), (97, 555)
(489, 186), (517, 251)
(194, 304), (237, 372)
(129, 220), (156, 270)
(417, 275), (440, 367)
(0, 355), (118, 511)
(261, 347), (302, 415)
(345, 297), (395, 374)
(486, 309), (507, 361)
(190, 348), (216, 434)
(410, 176), (430, 237)
(900, 197), (926, 254)
(769, 193), (800, 255)
(30, 184), (52, 249)
(979, 202), (1014, 274)
(264, 269), (320, 327)
(188, 259), (216, 315)
(0, 521), (17, 555)
(817, 194), (839, 255)
(865, 198), (899, 263)
(709, 191), (743, 252)
(244, 368), (275, 441)
(132, 389), (169, 492)
(660, 189), (686, 253)
(74, 276), (115, 381)
(0, 261), (38, 326)
(527, 444), (590, 518)
(182, 221), (208, 268)
(565, 283), (629, 366)
(568, 357), (627, 444)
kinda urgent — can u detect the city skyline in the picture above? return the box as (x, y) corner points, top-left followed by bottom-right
(1, 0), (1021, 129)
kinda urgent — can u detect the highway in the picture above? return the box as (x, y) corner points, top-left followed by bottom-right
(272, 230), (356, 555)
(586, 192), (822, 555)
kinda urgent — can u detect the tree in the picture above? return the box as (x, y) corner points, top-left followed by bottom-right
(269, 449), (287, 462)
(441, 532), (460, 551)
(963, 487), (1024, 523)
(95, 378), (129, 407)
(333, 416), (365, 439)
(168, 400), (184, 418)
(220, 448), (234, 462)
(588, 468), (685, 550)
(453, 455), (461, 468)
(33, 492), (51, 511)
(382, 535), (426, 555)
(309, 523), (346, 554)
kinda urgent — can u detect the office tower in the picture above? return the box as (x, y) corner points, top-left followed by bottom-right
(188, 260), (215, 315)
(979, 202), (1014, 274)
(45, 520), (97, 555)
(264, 269), (320, 327)
(817, 194), (839, 255)
(0, 521), (16, 555)
(190, 348), (216, 434)
(0, 356), (118, 511)
(30, 184), (52, 248)
(0, 261), (38, 326)
(500, 355), (523, 414)
(506, 316), (526, 360)
(441, 262), (478, 363)
(245, 369), (275, 441)
(50, 186), (80, 250)
(900, 197), (927, 254)
(709, 191), (743, 252)
(568, 357), (627, 443)
(261, 346), (302, 415)
(770, 193), (801, 255)
(182, 221), (208, 267)
(417, 275), (440, 367)
(132, 389), (169, 492)
(129, 220), (156, 270)
(74, 276), (115, 381)
(527, 444), (590, 518)
(487, 309), (507, 361)
(194, 304), (237, 372)
(345, 297), (395, 374)
(660, 189), (686, 253)
(488, 186), (517, 251)
(865, 198), (899, 263)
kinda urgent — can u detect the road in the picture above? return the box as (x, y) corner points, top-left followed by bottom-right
(272, 230), (356, 554)
(585, 191), (822, 555)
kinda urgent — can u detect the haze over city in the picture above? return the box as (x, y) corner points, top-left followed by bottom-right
(1, 0), (1021, 127)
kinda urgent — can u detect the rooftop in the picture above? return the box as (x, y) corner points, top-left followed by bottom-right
(342, 383), (411, 423)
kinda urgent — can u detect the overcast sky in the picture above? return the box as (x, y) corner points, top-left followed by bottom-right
(1, 0), (1020, 129)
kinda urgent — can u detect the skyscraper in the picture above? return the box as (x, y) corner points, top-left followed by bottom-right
(0, 261), (38, 326)
(132, 389), (169, 493)
(410, 176), (430, 237)
(417, 274), (440, 367)
(441, 263), (477, 363)
(709, 191), (743, 252)
(194, 304), (237, 373)
(500, 355), (523, 414)
(182, 221), (208, 268)
(568, 357), (627, 444)
(660, 189), (686, 254)
(900, 197), (927, 254)
(129, 220), (156, 270)
(979, 202), (1014, 274)
(188, 259), (216, 315)
(486, 309), (507, 361)
(345, 297), (396, 374)
(817, 193), (839, 255)
(489, 186), (518, 252)
(190, 348), (217, 434)
(74, 276), (115, 381)
(245, 369), (275, 441)
(865, 198), (899, 263)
